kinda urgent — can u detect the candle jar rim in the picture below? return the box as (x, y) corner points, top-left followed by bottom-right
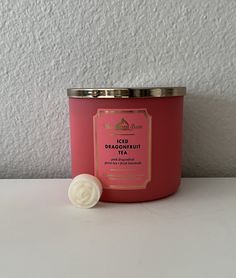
(67, 87), (186, 98)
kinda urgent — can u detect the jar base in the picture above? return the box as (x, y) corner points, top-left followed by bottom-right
(100, 188), (180, 203)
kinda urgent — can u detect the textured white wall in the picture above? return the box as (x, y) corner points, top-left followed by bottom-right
(0, 0), (236, 178)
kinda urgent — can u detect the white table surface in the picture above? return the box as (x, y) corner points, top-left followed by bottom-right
(0, 178), (236, 278)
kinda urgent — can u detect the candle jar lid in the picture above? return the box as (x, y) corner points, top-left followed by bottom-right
(67, 87), (186, 98)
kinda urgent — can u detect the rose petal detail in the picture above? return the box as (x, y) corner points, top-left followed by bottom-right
(68, 174), (103, 208)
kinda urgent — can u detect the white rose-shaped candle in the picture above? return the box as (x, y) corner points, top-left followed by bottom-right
(68, 174), (103, 208)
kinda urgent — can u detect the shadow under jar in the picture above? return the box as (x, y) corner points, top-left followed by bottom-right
(67, 87), (186, 202)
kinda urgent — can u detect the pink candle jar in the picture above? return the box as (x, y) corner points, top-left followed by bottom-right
(67, 87), (186, 202)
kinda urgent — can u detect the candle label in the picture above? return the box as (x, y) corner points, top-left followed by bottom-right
(93, 109), (151, 190)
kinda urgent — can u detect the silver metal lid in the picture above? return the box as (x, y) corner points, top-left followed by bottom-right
(67, 87), (186, 98)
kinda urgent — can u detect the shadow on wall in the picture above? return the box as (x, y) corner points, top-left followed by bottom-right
(183, 94), (236, 177)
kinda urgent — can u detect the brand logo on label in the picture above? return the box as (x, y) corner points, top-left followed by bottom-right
(115, 118), (130, 130)
(105, 118), (142, 130)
